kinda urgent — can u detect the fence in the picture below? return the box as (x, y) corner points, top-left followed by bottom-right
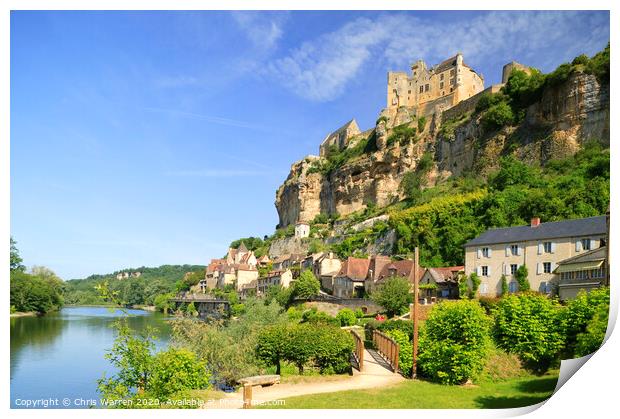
(372, 330), (399, 372)
(350, 329), (364, 371)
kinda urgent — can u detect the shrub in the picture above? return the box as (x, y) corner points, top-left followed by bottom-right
(469, 272), (481, 298)
(493, 293), (564, 373)
(417, 116), (427, 133)
(336, 308), (357, 326)
(376, 116), (389, 125)
(574, 302), (609, 357)
(386, 123), (417, 147)
(478, 296), (501, 315)
(514, 265), (530, 292)
(418, 300), (490, 384)
(301, 307), (340, 326)
(560, 287), (610, 357)
(481, 101), (514, 132)
(354, 308), (364, 318)
(371, 276), (412, 318)
(377, 319), (413, 340)
(385, 329), (413, 377)
(149, 348), (209, 399)
(313, 326), (355, 374)
(256, 323), (292, 374)
(585, 43), (609, 84)
(500, 274), (509, 296)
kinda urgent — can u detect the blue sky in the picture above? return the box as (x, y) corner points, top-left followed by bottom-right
(10, 10), (609, 279)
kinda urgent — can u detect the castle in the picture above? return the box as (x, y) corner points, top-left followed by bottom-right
(386, 53), (484, 115)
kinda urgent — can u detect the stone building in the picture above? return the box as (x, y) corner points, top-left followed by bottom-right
(319, 119), (361, 157)
(464, 216), (607, 297)
(555, 247), (607, 300)
(386, 53), (484, 115)
(295, 222), (310, 239)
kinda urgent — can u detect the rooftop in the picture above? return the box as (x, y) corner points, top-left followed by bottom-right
(464, 216), (606, 247)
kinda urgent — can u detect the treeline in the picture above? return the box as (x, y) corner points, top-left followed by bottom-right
(10, 238), (64, 314)
(63, 264), (205, 306)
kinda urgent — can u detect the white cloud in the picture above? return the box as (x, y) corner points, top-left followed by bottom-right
(266, 11), (609, 102)
(231, 11), (287, 52)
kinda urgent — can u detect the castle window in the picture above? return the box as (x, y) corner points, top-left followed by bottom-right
(408, 90), (411, 94)
(440, 73), (444, 80)
(450, 78), (455, 85)
(419, 86), (424, 93)
(440, 82), (444, 89)
(425, 84), (430, 92)
(450, 69), (455, 76)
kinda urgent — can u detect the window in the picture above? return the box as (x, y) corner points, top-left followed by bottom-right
(425, 84), (430, 92)
(440, 73), (444, 80)
(543, 262), (552, 274)
(450, 78), (456, 85)
(581, 238), (592, 251)
(481, 266), (489, 276)
(450, 69), (455, 76)
(481, 247), (490, 258)
(440, 82), (444, 89)
(510, 264), (518, 275)
(510, 244), (519, 256)
(543, 241), (552, 253)
(408, 90), (411, 94)
(419, 86), (424, 93)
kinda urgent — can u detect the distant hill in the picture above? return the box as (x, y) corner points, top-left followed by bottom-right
(67, 264), (206, 283)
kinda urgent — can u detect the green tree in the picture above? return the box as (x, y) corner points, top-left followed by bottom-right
(419, 300), (490, 384)
(500, 274), (509, 296)
(371, 276), (412, 318)
(292, 270), (320, 299)
(10, 237), (25, 272)
(574, 302), (609, 357)
(560, 287), (610, 357)
(256, 324), (291, 375)
(148, 348), (209, 399)
(469, 272), (481, 298)
(336, 308), (357, 326)
(481, 101), (514, 131)
(514, 265), (530, 292)
(493, 293), (564, 373)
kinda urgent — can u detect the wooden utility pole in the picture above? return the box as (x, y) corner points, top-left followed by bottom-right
(409, 247), (419, 379)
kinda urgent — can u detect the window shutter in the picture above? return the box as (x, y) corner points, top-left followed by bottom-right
(477, 248), (482, 259)
(551, 242), (556, 254)
(551, 262), (556, 272)
(487, 266), (492, 276)
(503, 264), (508, 275)
(576, 241), (582, 252)
(476, 266), (481, 276)
(537, 263), (542, 275)
(517, 245), (522, 256)
(505, 246), (510, 257)
(538, 242), (543, 255)
(592, 238), (599, 249)
(488, 248), (492, 258)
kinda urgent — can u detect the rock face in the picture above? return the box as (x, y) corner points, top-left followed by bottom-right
(275, 72), (609, 228)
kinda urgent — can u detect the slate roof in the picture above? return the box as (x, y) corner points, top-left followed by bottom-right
(425, 266), (464, 284)
(464, 216), (606, 247)
(375, 260), (424, 283)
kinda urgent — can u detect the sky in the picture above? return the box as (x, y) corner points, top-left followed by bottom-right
(10, 10), (610, 279)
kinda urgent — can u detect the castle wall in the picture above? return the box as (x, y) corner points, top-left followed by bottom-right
(442, 84), (503, 122)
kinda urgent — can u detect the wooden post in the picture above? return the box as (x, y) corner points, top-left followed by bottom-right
(243, 384), (252, 409)
(412, 247), (419, 378)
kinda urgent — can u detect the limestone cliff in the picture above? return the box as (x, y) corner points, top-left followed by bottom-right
(275, 72), (609, 228)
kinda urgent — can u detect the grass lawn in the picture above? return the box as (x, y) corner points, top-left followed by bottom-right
(264, 371), (559, 409)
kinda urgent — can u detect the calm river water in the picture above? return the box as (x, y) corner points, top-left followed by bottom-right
(10, 306), (171, 409)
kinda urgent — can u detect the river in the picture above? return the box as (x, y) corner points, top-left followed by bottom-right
(10, 306), (172, 409)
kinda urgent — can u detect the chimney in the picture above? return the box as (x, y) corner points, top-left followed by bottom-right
(531, 217), (541, 228)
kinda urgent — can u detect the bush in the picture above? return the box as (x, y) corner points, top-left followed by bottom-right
(149, 348), (209, 399)
(354, 308), (364, 318)
(481, 101), (514, 132)
(478, 296), (501, 315)
(301, 307), (339, 326)
(386, 123), (417, 147)
(560, 287), (610, 357)
(377, 319), (413, 340)
(574, 302), (609, 357)
(336, 308), (357, 326)
(514, 265), (530, 292)
(313, 326), (355, 374)
(417, 116), (427, 133)
(418, 300), (490, 384)
(385, 329), (413, 377)
(256, 323), (292, 375)
(493, 293), (564, 373)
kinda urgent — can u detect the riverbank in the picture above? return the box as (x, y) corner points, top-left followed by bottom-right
(10, 311), (37, 318)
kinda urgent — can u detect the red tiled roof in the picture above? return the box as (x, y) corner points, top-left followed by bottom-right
(426, 266), (464, 284)
(337, 257), (371, 280)
(375, 260), (424, 283)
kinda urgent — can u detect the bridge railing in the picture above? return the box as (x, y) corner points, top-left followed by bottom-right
(350, 329), (364, 371)
(372, 330), (399, 373)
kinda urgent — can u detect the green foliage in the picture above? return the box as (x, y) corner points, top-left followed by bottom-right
(500, 275), (509, 296)
(153, 293), (175, 313)
(354, 308), (364, 318)
(574, 301), (609, 357)
(301, 307), (340, 326)
(98, 319), (208, 403)
(387, 123), (417, 147)
(438, 112), (471, 141)
(469, 272), (481, 298)
(371, 276), (412, 318)
(376, 116), (389, 125)
(514, 265), (530, 292)
(186, 302), (198, 317)
(417, 116), (427, 133)
(307, 133), (377, 176)
(10, 237), (25, 272)
(292, 270), (320, 299)
(229, 237), (265, 252)
(171, 298), (288, 385)
(255, 323), (292, 374)
(336, 308), (357, 326)
(475, 92), (509, 113)
(481, 101), (514, 132)
(419, 300), (490, 384)
(378, 319), (413, 340)
(401, 152), (434, 202)
(493, 294), (564, 373)
(10, 269), (64, 313)
(312, 325), (355, 374)
(559, 287), (610, 357)
(488, 156), (541, 191)
(385, 329), (413, 377)
(584, 43), (609, 84)
(477, 296), (501, 315)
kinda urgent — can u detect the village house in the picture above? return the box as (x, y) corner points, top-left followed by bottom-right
(295, 222), (310, 239)
(200, 243), (260, 292)
(464, 216), (608, 297)
(319, 119), (361, 157)
(333, 257), (371, 298)
(555, 247), (608, 300)
(302, 252), (342, 292)
(419, 266), (463, 301)
(257, 269), (294, 295)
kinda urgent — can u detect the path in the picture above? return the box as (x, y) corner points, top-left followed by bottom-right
(203, 349), (404, 409)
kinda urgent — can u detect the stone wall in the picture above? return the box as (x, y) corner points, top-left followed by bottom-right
(442, 84), (503, 122)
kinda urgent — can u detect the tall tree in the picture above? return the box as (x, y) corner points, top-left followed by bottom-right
(10, 237), (25, 272)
